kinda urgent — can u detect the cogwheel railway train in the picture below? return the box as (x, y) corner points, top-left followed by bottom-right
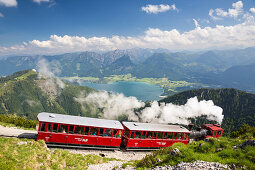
(37, 112), (224, 150)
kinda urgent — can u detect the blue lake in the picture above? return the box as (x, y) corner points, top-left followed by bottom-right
(81, 81), (164, 101)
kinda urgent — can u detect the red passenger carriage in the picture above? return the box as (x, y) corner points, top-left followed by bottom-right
(121, 122), (190, 150)
(37, 112), (123, 150)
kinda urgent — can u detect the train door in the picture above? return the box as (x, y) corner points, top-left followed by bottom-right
(103, 129), (113, 146)
(112, 129), (122, 147)
(43, 123), (52, 143)
(87, 127), (99, 146)
(133, 131), (142, 147)
(166, 132), (174, 147)
(54, 124), (68, 144)
(151, 132), (158, 147)
(172, 132), (178, 145)
(143, 131), (153, 148)
(97, 128), (105, 146)
(81, 127), (90, 146)
(66, 125), (74, 144)
(49, 123), (59, 143)
(156, 132), (165, 147)
(72, 126), (84, 145)
(37, 122), (46, 140)
(140, 131), (147, 147)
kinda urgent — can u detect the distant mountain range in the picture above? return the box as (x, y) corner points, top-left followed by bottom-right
(0, 47), (255, 93)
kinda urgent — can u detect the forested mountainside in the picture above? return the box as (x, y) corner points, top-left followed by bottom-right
(0, 70), (99, 119)
(160, 88), (255, 136)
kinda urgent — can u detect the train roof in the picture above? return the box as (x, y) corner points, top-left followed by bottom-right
(203, 124), (224, 131)
(122, 121), (190, 133)
(37, 112), (124, 130)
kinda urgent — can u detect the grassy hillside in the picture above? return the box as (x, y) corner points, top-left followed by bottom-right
(135, 125), (255, 169)
(160, 88), (255, 136)
(0, 137), (116, 169)
(0, 70), (99, 119)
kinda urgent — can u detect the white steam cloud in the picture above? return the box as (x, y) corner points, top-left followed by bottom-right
(84, 91), (145, 121)
(83, 91), (224, 125)
(37, 58), (65, 90)
(140, 97), (223, 125)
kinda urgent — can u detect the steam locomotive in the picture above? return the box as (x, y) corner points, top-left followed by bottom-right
(37, 112), (224, 150)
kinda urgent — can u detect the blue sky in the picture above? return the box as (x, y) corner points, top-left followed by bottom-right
(0, 0), (255, 56)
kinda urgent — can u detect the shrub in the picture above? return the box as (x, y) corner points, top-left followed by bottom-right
(0, 114), (37, 129)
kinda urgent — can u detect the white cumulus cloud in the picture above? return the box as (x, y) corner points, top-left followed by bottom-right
(0, 12), (3, 17)
(33, 0), (51, 4)
(250, 8), (255, 14)
(1, 4), (255, 56)
(209, 1), (243, 20)
(0, 0), (17, 7)
(141, 4), (177, 14)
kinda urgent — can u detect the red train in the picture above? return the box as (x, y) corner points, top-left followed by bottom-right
(37, 112), (224, 150)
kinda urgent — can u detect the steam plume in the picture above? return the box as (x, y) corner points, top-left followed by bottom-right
(84, 92), (224, 125)
(37, 58), (65, 89)
(84, 91), (145, 121)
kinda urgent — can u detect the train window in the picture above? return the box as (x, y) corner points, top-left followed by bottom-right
(113, 129), (118, 138)
(164, 132), (167, 139)
(74, 126), (83, 134)
(99, 128), (104, 136)
(52, 124), (58, 133)
(153, 132), (157, 139)
(147, 132), (153, 139)
(84, 127), (90, 135)
(90, 127), (99, 136)
(124, 130), (130, 137)
(118, 130), (122, 138)
(179, 133), (184, 139)
(59, 125), (68, 133)
(174, 133), (178, 139)
(183, 133), (187, 140)
(130, 131), (135, 138)
(214, 131), (217, 136)
(186, 133), (190, 140)
(217, 131), (221, 135)
(104, 129), (113, 137)
(68, 125), (74, 134)
(167, 133), (173, 139)
(157, 132), (164, 139)
(40, 122), (46, 132)
(47, 123), (52, 132)
(135, 131), (142, 138)
(142, 132), (146, 139)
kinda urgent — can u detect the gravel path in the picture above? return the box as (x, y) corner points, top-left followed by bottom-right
(88, 161), (125, 170)
(0, 125), (37, 138)
(62, 149), (149, 161)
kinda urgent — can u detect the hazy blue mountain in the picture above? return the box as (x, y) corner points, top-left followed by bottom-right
(103, 55), (135, 75)
(0, 47), (255, 93)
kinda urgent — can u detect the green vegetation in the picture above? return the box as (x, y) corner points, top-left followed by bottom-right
(0, 137), (116, 169)
(0, 70), (100, 119)
(160, 88), (255, 136)
(0, 114), (37, 130)
(136, 125), (255, 169)
(231, 124), (255, 139)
